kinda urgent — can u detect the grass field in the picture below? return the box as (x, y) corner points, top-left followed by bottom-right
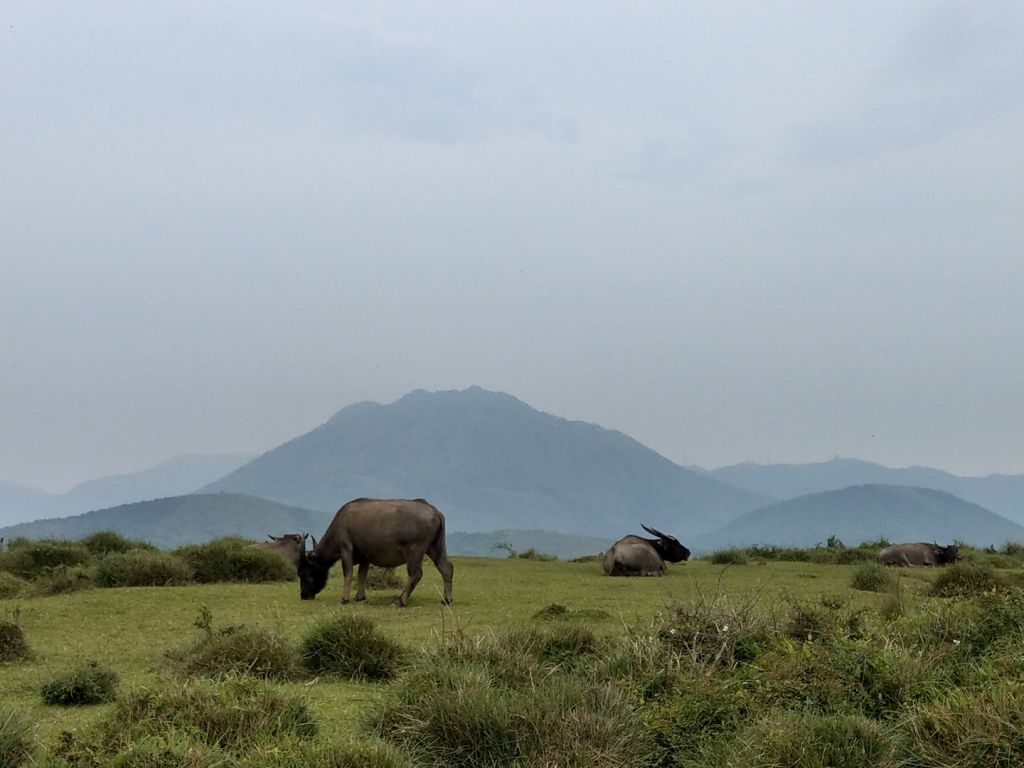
(2, 550), (1022, 766)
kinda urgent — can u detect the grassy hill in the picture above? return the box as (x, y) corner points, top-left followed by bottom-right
(693, 484), (1024, 551)
(0, 493), (331, 548)
(202, 387), (766, 537)
(706, 458), (1024, 525)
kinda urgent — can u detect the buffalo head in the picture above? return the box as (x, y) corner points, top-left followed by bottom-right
(934, 543), (960, 565)
(297, 538), (330, 600)
(642, 524), (691, 563)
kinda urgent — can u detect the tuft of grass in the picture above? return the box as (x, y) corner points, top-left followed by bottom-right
(0, 538), (91, 580)
(33, 564), (95, 596)
(169, 624), (300, 681)
(0, 615), (30, 663)
(300, 614), (404, 681)
(236, 737), (415, 768)
(80, 530), (156, 557)
(94, 550), (193, 588)
(0, 707), (36, 768)
(929, 562), (1003, 598)
(174, 538), (295, 584)
(850, 562), (898, 592)
(365, 566), (402, 591)
(41, 661), (119, 706)
(708, 548), (749, 565)
(658, 592), (772, 669)
(532, 602), (611, 622)
(0, 571), (29, 599)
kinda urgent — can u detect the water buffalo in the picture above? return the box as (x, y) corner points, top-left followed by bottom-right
(602, 524), (690, 576)
(876, 542), (960, 567)
(247, 533), (306, 566)
(297, 498), (453, 606)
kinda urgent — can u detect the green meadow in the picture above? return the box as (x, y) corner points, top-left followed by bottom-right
(4, 539), (1024, 767)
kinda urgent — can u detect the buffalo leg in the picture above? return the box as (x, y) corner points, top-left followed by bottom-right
(355, 562), (369, 601)
(430, 552), (454, 605)
(339, 557), (354, 604)
(395, 559), (423, 607)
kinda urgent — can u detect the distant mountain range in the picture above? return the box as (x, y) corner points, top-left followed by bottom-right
(704, 458), (1024, 526)
(201, 387), (765, 537)
(4, 388), (1024, 554)
(692, 484), (1024, 551)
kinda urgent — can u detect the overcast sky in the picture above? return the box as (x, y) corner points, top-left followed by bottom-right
(2, 2), (1023, 492)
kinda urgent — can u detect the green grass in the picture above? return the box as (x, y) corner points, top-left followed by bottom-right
(2, 554), (1020, 765)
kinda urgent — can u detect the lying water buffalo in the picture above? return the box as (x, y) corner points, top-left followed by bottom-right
(602, 524), (690, 576)
(876, 542), (960, 567)
(298, 498), (453, 606)
(247, 533), (306, 565)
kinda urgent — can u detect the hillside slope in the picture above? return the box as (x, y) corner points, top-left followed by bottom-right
(707, 458), (1024, 525)
(0, 493), (331, 549)
(692, 484), (1024, 551)
(203, 387), (766, 537)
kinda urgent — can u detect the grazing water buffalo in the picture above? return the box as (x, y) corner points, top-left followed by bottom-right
(602, 524), (691, 576)
(876, 542), (960, 567)
(247, 533), (306, 565)
(298, 498), (453, 607)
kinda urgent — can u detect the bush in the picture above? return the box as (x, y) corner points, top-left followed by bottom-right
(0, 571), (28, 599)
(0, 617), (29, 662)
(850, 562), (898, 592)
(41, 661), (118, 705)
(80, 530), (156, 557)
(174, 538), (294, 584)
(930, 562), (1004, 598)
(94, 550), (193, 588)
(708, 548), (749, 565)
(0, 538), (90, 580)
(300, 614), (404, 681)
(0, 707), (36, 768)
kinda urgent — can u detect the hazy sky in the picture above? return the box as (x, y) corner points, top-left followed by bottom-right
(3, 2), (1023, 492)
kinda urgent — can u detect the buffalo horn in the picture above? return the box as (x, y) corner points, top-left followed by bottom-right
(642, 523), (670, 540)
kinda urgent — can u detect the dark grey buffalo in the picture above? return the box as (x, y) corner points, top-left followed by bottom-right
(876, 542), (960, 567)
(247, 533), (306, 566)
(602, 524), (691, 576)
(297, 498), (454, 606)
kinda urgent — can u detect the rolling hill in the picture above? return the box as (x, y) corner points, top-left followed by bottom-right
(0, 453), (256, 527)
(691, 484), (1024, 551)
(705, 458), (1024, 525)
(202, 387), (767, 537)
(0, 493), (330, 549)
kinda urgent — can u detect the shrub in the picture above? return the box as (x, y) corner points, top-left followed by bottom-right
(930, 562), (1004, 598)
(850, 562), (897, 592)
(41, 661), (119, 705)
(0, 617), (29, 662)
(94, 550), (193, 587)
(80, 530), (156, 557)
(708, 548), (749, 565)
(300, 614), (404, 681)
(0, 707), (35, 768)
(0, 538), (90, 580)
(174, 538), (294, 583)
(0, 572), (28, 599)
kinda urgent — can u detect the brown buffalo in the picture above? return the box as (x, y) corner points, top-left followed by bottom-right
(876, 542), (960, 567)
(247, 533), (306, 565)
(601, 524), (690, 576)
(297, 498), (453, 607)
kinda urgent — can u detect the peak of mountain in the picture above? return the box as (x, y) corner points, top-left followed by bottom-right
(693, 484), (1024, 552)
(707, 459), (1024, 525)
(204, 387), (767, 537)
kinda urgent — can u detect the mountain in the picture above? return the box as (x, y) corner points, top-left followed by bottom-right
(0, 453), (256, 527)
(692, 484), (1024, 551)
(706, 458), (1024, 526)
(0, 493), (331, 549)
(203, 387), (767, 537)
